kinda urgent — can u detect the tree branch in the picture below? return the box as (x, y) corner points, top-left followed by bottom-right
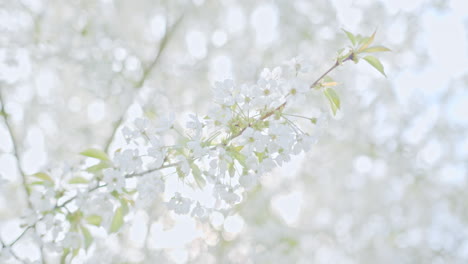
(0, 90), (47, 263)
(103, 16), (184, 154)
(0, 91), (31, 207)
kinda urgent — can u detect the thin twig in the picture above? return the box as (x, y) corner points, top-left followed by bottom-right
(1, 91), (49, 262)
(103, 16), (184, 154)
(0, 91), (32, 207)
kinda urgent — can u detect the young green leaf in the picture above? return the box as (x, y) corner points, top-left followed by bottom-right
(85, 215), (102, 226)
(191, 163), (206, 188)
(228, 162), (236, 178)
(323, 88), (341, 116)
(109, 206), (124, 233)
(230, 150), (247, 167)
(60, 248), (70, 264)
(32, 172), (53, 182)
(342, 29), (356, 46)
(85, 162), (109, 173)
(120, 198), (130, 215)
(81, 225), (93, 250)
(358, 30), (376, 52)
(360, 46), (391, 53)
(68, 177), (89, 184)
(79, 148), (109, 161)
(255, 151), (266, 163)
(363, 56), (387, 77)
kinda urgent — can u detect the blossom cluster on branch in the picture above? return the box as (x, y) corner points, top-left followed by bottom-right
(0, 30), (388, 263)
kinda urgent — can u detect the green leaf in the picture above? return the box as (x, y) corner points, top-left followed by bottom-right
(86, 162), (109, 173)
(342, 29), (356, 46)
(68, 177), (89, 184)
(60, 248), (70, 264)
(363, 56), (387, 77)
(81, 225), (93, 250)
(254, 152), (266, 163)
(355, 34), (365, 44)
(109, 206), (124, 233)
(80, 148), (109, 161)
(120, 198), (130, 215)
(323, 88), (341, 116)
(32, 172), (53, 182)
(358, 31), (376, 52)
(228, 163), (236, 178)
(191, 163), (206, 189)
(28, 181), (48, 186)
(360, 46), (391, 53)
(230, 150), (247, 167)
(85, 215), (102, 226)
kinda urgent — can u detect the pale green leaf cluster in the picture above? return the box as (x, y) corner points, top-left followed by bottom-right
(341, 29), (390, 77)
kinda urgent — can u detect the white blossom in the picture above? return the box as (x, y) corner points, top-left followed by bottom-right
(113, 149), (142, 173)
(30, 189), (55, 212)
(214, 184), (241, 204)
(191, 202), (207, 219)
(167, 192), (192, 215)
(103, 168), (125, 193)
(137, 171), (165, 206)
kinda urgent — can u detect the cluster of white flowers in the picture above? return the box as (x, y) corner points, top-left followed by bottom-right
(5, 40), (389, 261)
(0, 15), (396, 260)
(117, 57), (322, 210)
(0, 57), (329, 262)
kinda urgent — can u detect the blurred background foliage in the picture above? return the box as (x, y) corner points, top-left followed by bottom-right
(1, 0), (467, 263)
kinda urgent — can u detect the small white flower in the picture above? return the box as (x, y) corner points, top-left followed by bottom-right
(268, 122), (294, 150)
(293, 134), (316, 154)
(134, 117), (150, 132)
(214, 184), (240, 204)
(260, 67), (283, 81)
(137, 172), (165, 199)
(42, 214), (63, 240)
(274, 149), (291, 166)
(30, 189), (55, 212)
(167, 192), (192, 215)
(176, 155), (190, 176)
(147, 146), (166, 168)
(285, 56), (311, 75)
(186, 114), (203, 139)
(113, 149), (142, 173)
(187, 140), (208, 158)
(82, 194), (114, 227)
(240, 127), (268, 153)
(191, 202), (207, 218)
(122, 126), (139, 144)
(209, 147), (232, 175)
(156, 113), (175, 133)
(103, 168), (125, 193)
(213, 79), (236, 106)
(259, 157), (276, 173)
(208, 105), (233, 127)
(285, 78), (309, 104)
